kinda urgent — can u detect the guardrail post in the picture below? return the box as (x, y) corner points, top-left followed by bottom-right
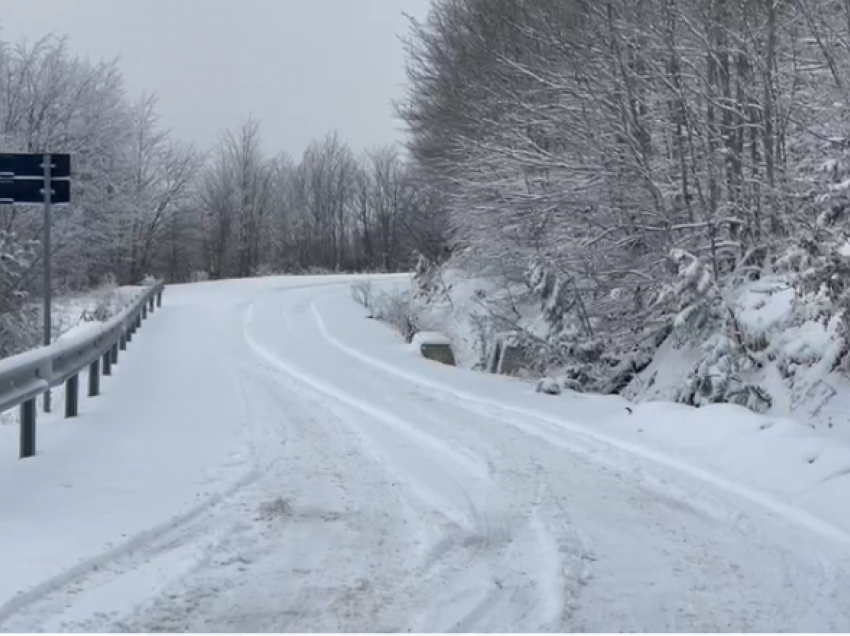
(126, 324), (133, 343)
(149, 297), (155, 313)
(103, 349), (112, 376)
(120, 332), (128, 349)
(65, 374), (79, 418)
(157, 290), (163, 308)
(142, 304), (148, 320)
(88, 358), (100, 397)
(111, 343), (119, 365)
(20, 399), (36, 458)
(136, 313), (142, 328)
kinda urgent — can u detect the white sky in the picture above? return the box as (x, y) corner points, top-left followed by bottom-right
(0, 0), (430, 156)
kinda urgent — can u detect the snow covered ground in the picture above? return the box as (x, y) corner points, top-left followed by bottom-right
(2, 275), (850, 632)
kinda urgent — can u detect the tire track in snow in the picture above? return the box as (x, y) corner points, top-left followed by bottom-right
(0, 468), (261, 632)
(242, 298), (578, 631)
(59, 358), (427, 633)
(243, 302), (493, 516)
(0, 290), (327, 630)
(309, 299), (850, 552)
(40, 286), (537, 632)
(243, 297), (511, 542)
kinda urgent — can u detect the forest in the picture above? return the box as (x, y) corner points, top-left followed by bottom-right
(396, 0), (850, 410)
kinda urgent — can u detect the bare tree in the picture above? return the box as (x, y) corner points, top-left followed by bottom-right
(196, 118), (274, 279)
(112, 94), (202, 284)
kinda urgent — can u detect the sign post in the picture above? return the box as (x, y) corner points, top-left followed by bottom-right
(0, 153), (71, 414)
(42, 155), (52, 411)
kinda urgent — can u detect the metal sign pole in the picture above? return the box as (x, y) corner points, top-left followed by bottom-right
(43, 154), (52, 413)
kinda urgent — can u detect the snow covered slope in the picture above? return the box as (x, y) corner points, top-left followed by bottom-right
(2, 275), (850, 632)
(407, 266), (850, 442)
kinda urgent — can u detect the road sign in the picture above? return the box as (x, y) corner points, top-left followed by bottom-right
(0, 153), (70, 179)
(0, 153), (70, 204)
(0, 178), (70, 204)
(0, 153), (72, 414)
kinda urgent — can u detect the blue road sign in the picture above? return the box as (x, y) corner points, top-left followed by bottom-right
(0, 153), (71, 204)
(0, 153), (71, 179)
(0, 179), (70, 204)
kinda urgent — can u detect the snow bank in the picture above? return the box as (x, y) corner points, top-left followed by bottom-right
(536, 377), (562, 395)
(407, 264), (850, 444)
(605, 401), (850, 535)
(323, 289), (850, 540)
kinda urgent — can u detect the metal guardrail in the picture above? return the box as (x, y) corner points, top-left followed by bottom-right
(0, 282), (165, 458)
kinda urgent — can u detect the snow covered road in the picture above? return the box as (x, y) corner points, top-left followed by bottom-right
(3, 276), (850, 632)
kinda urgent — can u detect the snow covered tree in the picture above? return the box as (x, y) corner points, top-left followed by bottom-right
(104, 94), (203, 284)
(656, 249), (724, 347)
(681, 333), (772, 412)
(398, 0), (850, 401)
(0, 232), (38, 357)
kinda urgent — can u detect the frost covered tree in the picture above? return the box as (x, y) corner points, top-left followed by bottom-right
(0, 35), (132, 289)
(657, 250), (723, 346)
(191, 128), (430, 277)
(0, 232), (38, 357)
(196, 118), (275, 279)
(398, 0), (850, 396)
(108, 95), (202, 284)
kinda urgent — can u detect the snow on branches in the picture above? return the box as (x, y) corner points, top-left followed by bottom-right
(0, 232), (39, 358)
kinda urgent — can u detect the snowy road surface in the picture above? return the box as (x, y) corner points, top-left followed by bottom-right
(2, 275), (850, 632)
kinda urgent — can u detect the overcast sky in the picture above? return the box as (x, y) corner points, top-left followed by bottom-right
(0, 0), (430, 156)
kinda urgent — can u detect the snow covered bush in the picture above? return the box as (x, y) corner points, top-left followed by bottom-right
(523, 262), (655, 391)
(782, 234), (850, 375)
(190, 270), (210, 283)
(680, 334), (771, 412)
(653, 249), (773, 411)
(371, 288), (421, 343)
(413, 253), (453, 305)
(656, 250), (724, 347)
(79, 280), (122, 324)
(351, 279), (375, 311)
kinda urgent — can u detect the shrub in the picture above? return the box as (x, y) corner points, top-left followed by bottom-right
(351, 279), (374, 310)
(371, 288), (420, 343)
